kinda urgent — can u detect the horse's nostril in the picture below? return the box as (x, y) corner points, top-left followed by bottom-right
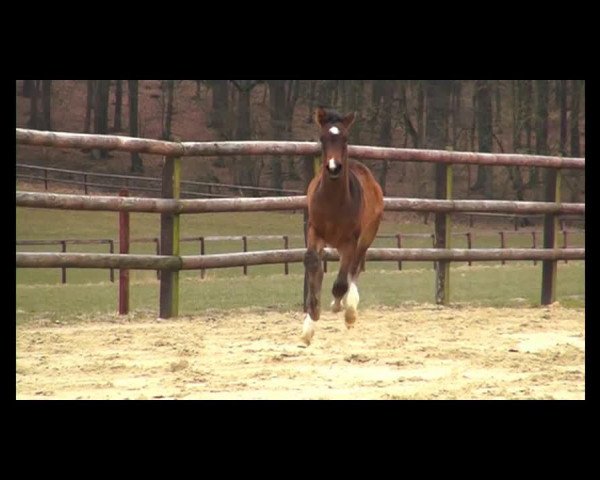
(328, 163), (342, 176)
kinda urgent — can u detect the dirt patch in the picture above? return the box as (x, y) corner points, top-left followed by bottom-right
(16, 305), (585, 400)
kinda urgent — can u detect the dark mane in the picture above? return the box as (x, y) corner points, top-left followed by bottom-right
(317, 107), (344, 125)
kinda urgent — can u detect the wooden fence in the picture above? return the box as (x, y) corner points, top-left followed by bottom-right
(16, 128), (585, 317)
(16, 163), (303, 198)
(17, 228), (582, 282)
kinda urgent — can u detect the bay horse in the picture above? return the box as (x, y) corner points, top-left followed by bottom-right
(301, 107), (384, 346)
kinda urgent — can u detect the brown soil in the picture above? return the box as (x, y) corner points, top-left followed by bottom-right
(16, 304), (584, 400)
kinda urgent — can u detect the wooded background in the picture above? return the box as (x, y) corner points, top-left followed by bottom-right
(16, 80), (585, 203)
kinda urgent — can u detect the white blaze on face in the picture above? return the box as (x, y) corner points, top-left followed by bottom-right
(328, 158), (337, 172)
(329, 126), (340, 135)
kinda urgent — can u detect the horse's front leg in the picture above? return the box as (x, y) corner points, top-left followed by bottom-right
(301, 226), (325, 346)
(331, 242), (359, 328)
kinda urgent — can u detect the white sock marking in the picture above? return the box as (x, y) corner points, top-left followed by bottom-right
(301, 314), (315, 345)
(346, 282), (359, 310)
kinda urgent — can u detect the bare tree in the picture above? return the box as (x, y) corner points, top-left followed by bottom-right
(508, 80), (527, 205)
(231, 80), (261, 189)
(523, 80), (533, 153)
(22, 80), (35, 98)
(162, 80), (175, 140)
(207, 80), (230, 140)
(114, 80), (123, 132)
(570, 79), (581, 157)
(92, 80), (110, 159)
(128, 80), (143, 173)
(529, 79), (549, 188)
(377, 80), (394, 194)
(40, 80), (52, 130)
(84, 80), (94, 133)
(27, 80), (40, 129)
(472, 80), (494, 198)
(268, 80), (300, 192)
(559, 80), (568, 156)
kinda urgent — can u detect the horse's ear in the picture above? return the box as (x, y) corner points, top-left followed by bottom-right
(315, 107), (327, 127)
(342, 111), (356, 129)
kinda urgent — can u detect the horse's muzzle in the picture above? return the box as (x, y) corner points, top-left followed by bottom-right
(327, 163), (342, 179)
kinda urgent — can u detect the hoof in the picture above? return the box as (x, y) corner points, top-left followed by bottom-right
(344, 307), (357, 328)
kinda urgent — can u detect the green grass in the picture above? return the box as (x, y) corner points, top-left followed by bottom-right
(16, 207), (585, 323)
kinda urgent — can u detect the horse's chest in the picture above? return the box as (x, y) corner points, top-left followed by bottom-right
(310, 204), (361, 245)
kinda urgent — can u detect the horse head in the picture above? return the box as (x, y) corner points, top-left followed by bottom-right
(315, 107), (356, 180)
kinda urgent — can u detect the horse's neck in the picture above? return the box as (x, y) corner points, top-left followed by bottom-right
(320, 167), (351, 201)
(319, 161), (360, 205)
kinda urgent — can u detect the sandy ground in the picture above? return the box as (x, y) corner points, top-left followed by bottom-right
(16, 304), (585, 400)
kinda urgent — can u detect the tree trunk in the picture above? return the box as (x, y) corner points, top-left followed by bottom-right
(524, 80), (533, 153)
(317, 80), (336, 108)
(348, 80), (365, 144)
(570, 79), (581, 157)
(268, 80), (285, 192)
(230, 81), (261, 189)
(473, 80), (494, 198)
(114, 80), (123, 132)
(530, 79), (549, 188)
(208, 80), (230, 140)
(559, 79), (568, 156)
(128, 80), (143, 173)
(84, 80), (94, 134)
(450, 80), (461, 148)
(509, 80), (527, 208)
(236, 88), (253, 186)
(41, 80), (52, 131)
(417, 81), (425, 147)
(23, 80), (36, 98)
(494, 80), (502, 132)
(93, 80), (110, 159)
(377, 80), (394, 195)
(306, 80), (317, 123)
(27, 80), (40, 129)
(162, 79), (175, 140)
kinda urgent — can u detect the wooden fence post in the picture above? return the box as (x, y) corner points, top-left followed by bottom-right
(283, 236), (289, 275)
(563, 230), (569, 264)
(434, 161), (452, 305)
(119, 189), (129, 315)
(199, 237), (205, 279)
(60, 240), (67, 283)
(108, 240), (115, 282)
(531, 231), (537, 266)
(466, 232), (472, 266)
(541, 169), (561, 305)
(159, 156), (181, 319)
(242, 236), (248, 275)
(499, 231), (506, 265)
(396, 234), (402, 270)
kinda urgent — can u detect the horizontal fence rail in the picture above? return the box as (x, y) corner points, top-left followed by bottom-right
(16, 248), (585, 270)
(17, 129), (585, 169)
(16, 191), (585, 216)
(17, 163), (302, 196)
